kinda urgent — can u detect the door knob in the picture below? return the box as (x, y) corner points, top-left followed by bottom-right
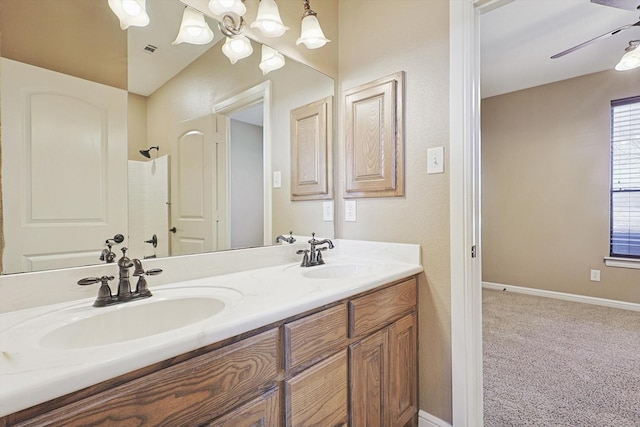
(169, 227), (177, 233)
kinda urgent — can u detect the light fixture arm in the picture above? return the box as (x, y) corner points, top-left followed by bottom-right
(219, 14), (245, 37)
(301, 0), (317, 18)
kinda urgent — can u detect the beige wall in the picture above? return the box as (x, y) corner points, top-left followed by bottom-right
(338, 0), (452, 421)
(482, 69), (640, 303)
(145, 41), (335, 241)
(127, 93), (149, 160)
(0, 0), (127, 90)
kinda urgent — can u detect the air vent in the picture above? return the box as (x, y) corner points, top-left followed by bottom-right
(143, 44), (158, 54)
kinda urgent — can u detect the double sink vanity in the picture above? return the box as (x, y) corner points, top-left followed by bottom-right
(0, 239), (422, 426)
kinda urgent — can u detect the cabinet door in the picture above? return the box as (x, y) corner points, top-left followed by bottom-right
(389, 314), (418, 427)
(206, 387), (280, 427)
(349, 329), (389, 427)
(285, 350), (348, 427)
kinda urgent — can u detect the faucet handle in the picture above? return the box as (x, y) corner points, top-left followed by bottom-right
(78, 275), (115, 307)
(146, 268), (163, 276)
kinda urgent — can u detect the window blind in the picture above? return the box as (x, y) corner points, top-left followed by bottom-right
(610, 96), (640, 258)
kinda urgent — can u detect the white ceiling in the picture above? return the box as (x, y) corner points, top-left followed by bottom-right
(127, 1), (223, 96)
(481, 0), (640, 98)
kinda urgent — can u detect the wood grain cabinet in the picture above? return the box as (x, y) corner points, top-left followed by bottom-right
(2, 277), (418, 427)
(349, 279), (418, 427)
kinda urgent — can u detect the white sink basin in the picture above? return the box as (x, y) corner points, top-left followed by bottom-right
(301, 263), (378, 279)
(40, 297), (225, 349)
(5, 286), (243, 350)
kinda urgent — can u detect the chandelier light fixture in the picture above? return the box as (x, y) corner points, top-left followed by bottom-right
(108, 0), (149, 29)
(208, 0), (247, 17)
(173, 7), (214, 45)
(259, 44), (286, 74)
(108, 0), (329, 74)
(296, 0), (330, 49)
(615, 40), (640, 71)
(251, 0), (289, 37)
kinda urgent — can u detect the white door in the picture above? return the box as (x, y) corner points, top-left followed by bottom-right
(1, 58), (128, 273)
(170, 115), (219, 256)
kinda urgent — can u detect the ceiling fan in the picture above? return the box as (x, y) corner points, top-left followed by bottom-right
(551, 0), (640, 59)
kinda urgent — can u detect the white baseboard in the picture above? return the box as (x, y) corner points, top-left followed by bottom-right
(482, 282), (640, 312)
(419, 410), (453, 427)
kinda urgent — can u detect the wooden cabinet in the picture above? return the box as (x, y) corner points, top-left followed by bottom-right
(285, 351), (348, 427)
(206, 387), (280, 427)
(349, 279), (418, 427)
(2, 276), (418, 427)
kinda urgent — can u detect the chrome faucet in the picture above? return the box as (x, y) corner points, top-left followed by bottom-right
(275, 231), (296, 244)
(99, 233), (125, 263)
(78, 247), (162, 307)
(297, 232), (334, 267)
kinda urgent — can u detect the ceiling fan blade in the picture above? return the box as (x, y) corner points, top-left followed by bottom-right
(591, 0), (640, 12)
(550, 20), (640, 59)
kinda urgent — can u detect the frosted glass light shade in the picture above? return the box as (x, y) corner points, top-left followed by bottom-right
(108, 0), (149, 30)
(615, 45), (640, 71)
(173, 8), (214, 45)
(259, 45), (285, 75)
(208, 0), (246, 17)
(250, 0), (289, 38)
(296, 15), (330, 49)
(222, 35), (253, 64)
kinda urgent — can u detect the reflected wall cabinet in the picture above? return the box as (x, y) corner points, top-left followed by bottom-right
(290, 96), (333, 201)
(344, 72), (405, 198)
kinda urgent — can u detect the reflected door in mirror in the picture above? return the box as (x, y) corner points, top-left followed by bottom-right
(1, 59), (128, 273)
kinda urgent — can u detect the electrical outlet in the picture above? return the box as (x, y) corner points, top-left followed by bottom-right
(345, 200), (357, 222)
(590, 269), (601, 282)
(322, 201), (334, 221)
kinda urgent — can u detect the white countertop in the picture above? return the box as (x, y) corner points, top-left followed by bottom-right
(0, 240), (422, 417)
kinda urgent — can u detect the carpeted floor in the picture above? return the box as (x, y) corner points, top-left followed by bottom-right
(483, 289), (640, 426)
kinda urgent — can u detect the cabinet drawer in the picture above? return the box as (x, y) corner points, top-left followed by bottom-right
(284, 304), (347, 371)
(349, 278), (416, 338)
(13, 329), (279, 427)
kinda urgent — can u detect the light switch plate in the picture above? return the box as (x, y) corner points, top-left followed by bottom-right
(345, 200), (357, 222)
(427, 147), (444, 174)
(323, 201), (334, 221)
(273, 171), (281, 188)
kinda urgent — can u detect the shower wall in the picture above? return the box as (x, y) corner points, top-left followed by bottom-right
(128, 155), (170, 259)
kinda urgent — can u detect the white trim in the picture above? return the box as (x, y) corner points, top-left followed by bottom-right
(419, 410), (454, 427)
(450, 0), (484, 426)
(211, 81), (273, 247)
(483, 282), (640, 312)
(604, 257), (640, 270)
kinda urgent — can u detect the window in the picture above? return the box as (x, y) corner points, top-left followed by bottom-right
(610, 96), (640, 258)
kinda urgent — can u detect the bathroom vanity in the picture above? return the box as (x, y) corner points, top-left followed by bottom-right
(0, 240), (422, 426)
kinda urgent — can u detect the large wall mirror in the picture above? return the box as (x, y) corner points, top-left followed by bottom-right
(0, 0), (336, 275)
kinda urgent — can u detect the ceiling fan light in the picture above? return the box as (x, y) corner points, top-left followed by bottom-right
(173, 7), (214, 45)
(251, 0), (289, 37)
(108, 0), (149, 30)
(222, 34), (253, 64)
(615, 45), (640, 71)
(296, 15), (330, 49)
(259, 45), (285, 75)
(208, 0), (246, 17)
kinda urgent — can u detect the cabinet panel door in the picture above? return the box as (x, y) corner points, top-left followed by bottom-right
(349, 329), (389, 427)
(285, 350), (348, 427)
(389, 314), (418, 427)
(206, 387), (280, 427)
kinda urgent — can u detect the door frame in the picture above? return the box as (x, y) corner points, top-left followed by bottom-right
(212, 81), (273, 248)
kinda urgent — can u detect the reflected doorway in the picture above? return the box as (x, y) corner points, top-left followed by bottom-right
(229, 103), (264, 249)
